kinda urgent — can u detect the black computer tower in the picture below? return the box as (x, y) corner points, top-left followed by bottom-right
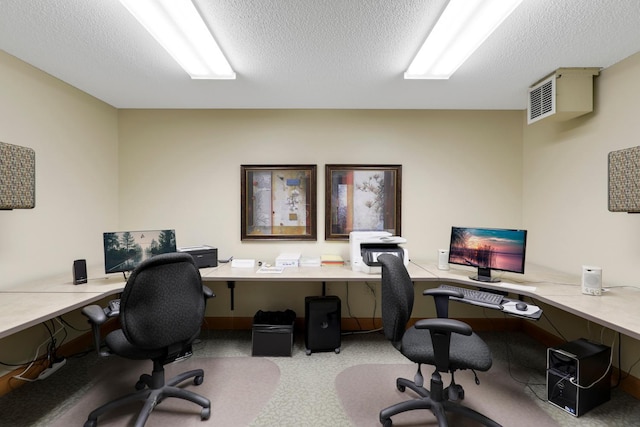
(547, 338), (611, 416)
(305, 296), (341, 355)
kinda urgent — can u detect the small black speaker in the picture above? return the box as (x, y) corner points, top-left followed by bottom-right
(73, 259), (87, 285)
(305, 296), (341, 355)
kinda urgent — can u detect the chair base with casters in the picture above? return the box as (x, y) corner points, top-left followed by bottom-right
(84, 358), (210, 427)
(379, 363), (501, 427)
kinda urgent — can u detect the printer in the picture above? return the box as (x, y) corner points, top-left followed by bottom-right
(349, 231), (408, 274)
(178, 245), (218, 268)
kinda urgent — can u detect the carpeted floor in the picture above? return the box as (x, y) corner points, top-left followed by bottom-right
(0, 329), (638, 426)
(336, 361), (558, 426)
(49, 356), (279, 426)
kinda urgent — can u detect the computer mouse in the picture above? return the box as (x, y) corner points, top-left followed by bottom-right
(515, 302), (528, 311)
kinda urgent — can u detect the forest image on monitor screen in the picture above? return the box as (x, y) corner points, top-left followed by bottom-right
(103, 229), (176, 273)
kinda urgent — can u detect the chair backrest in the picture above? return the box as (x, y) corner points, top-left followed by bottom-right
(119, 252), (205, 350)
(379, 254), (414, 349)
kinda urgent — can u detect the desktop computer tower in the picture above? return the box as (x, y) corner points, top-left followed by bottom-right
(547, 338), (611, 416)
(305, 296), (341, 355)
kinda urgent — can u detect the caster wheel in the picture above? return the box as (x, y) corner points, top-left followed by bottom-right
(201, 406), (211, 420)
(334, 347), (340, 354)
(306, 349), (311, 356)
(84, 419), (97, 427)
(194, 375), (204, 386)
(381, 417), (392, 427)
(447, 384), (464, 401)
(397, 384), (406, 392)
(135, 380), (146, 390)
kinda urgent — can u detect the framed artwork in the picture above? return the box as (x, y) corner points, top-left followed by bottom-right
(241, 165), (317, 240)
(325, 164), (402, 240)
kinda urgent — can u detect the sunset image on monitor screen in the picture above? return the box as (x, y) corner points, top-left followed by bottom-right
(449, 227), (526, 273)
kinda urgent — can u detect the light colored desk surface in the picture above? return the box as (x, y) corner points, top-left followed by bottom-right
(200, 261), (436, 282)
(0, 268), (126, 294)
(0, 270), (126, 339)
(2, 261), (640, 342)
(416, 262), (640, 341)
(0, 292), (114, 339)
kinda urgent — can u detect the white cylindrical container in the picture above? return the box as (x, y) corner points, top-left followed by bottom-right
(438, 249), (450, 270)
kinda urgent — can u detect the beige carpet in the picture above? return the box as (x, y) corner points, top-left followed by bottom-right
(51, 356), (280, 427)
(336, 361), (559, 427)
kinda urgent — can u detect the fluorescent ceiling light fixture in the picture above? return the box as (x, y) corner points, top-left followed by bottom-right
(405, 0), (523, 79)
(119, 0), (235, 79)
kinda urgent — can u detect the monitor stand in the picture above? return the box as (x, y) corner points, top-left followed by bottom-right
(469, 267), (501, 283)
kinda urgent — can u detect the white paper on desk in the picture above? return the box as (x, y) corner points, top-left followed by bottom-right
(257, 266), (284, 274)
(502, 301), (540, 316)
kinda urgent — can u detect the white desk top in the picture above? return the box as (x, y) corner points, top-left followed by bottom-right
(0, 266), (126, 294)
(414, 262), (640, 341)
(201, 261), (436, 282)
(2, 260), (640, 342)
(0, 291), (112, 339)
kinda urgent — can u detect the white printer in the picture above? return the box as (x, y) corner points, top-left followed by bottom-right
(349, 231), (408, 274)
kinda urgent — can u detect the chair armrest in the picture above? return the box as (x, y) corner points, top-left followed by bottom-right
(423, 288), (463, 299)
(203, 285), (215, 299)
(423, 288), (461, 318)
(414, 318), (472, 336)
(82, 304), (108, 325)
(81, 304), (111, 357)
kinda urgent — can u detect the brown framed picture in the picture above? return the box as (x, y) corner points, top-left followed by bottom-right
(325, 164), (402, 240)
(241, 165), (317, 240)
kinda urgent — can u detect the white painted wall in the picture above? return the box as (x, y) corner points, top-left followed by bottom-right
(0, 51), (119, 288)
(117, 109), (523, 264)
(523, 52), (640, 286)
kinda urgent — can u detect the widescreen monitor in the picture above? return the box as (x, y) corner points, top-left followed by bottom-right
(448, 226), (527, 282)
(103, 229), (176, 277)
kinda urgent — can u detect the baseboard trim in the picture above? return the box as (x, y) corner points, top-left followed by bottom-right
(2, 315), (638, 401)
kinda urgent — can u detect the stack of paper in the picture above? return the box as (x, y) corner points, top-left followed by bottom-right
(321, 254), (344, 266)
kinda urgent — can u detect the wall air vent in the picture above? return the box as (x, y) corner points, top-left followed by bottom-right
(528, 76), (555, 124)
(527, 68), (600, 125)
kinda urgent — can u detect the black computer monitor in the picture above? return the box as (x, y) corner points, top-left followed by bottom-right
(103, 229), (176, 277)
(447, 226), (527, 282)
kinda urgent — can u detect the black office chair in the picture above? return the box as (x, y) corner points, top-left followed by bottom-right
(82, 252), (215, 427)
(377, 254), (501, 427)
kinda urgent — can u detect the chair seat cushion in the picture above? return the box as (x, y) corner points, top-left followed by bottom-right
(105, 329), (168, 360)
(401, 327), (492, 372)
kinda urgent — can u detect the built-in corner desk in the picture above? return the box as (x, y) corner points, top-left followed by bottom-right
(2, 261), (640, 344)
(200, 261), (640, 341)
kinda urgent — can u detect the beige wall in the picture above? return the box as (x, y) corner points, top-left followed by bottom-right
(117, 109), (523, 318)
(523, 53), (640, 285)
(522, 52), (640, 373)
(0, 51), (119, 287)
(0, 50), (119, 376)
(117, 109), (523, 263)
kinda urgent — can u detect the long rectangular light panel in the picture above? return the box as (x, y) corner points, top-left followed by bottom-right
(405, 0), (523, 79)
(120, 0), (235, 79)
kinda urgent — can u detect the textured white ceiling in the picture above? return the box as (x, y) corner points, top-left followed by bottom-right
(1, 0), (639, 109)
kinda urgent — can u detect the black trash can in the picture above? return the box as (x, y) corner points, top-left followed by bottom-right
(251, 309), (296, 357)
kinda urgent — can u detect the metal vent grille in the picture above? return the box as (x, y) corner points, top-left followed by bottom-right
(528, 75), (556, 124)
